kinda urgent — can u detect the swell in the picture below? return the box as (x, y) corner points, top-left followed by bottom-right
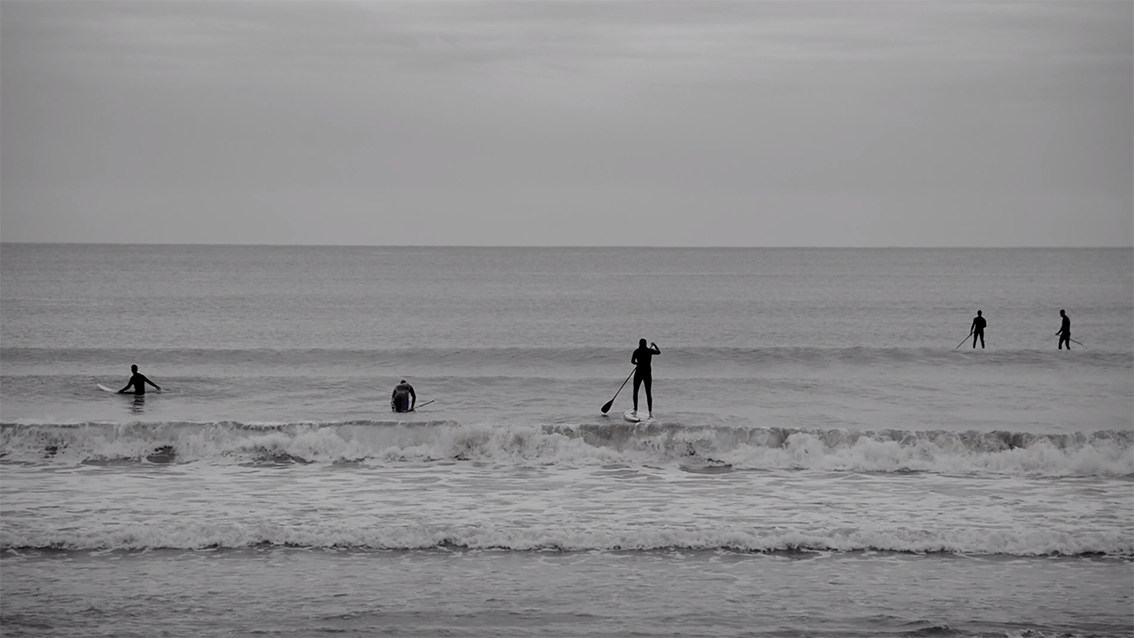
(2, 522), (1130, 556)
(3, 421), (1130, 477)
(3, 345), (1130, 373)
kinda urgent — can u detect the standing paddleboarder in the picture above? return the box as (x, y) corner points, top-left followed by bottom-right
(970, 310), (987, 349)
(631, 339), (661, 418)
(1056, 310), (1072, 350)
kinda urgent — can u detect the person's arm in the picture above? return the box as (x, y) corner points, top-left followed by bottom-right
(143, 375), (161, 391)
(117, 382), (131, 394)
(650, 342), (661, 354)
(631, 351), (639, 366)
(409, 386), (416, 409)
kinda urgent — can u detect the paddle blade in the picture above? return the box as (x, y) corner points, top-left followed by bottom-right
(600, 399), (614, 414)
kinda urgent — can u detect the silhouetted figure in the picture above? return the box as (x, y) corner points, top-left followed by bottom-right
(118, 364), (160, 395)
(1056, 310), (1071, 350)
(391, 379), (416, 413)
(970, 310), (986, 349)
(631, 339), (661, 418)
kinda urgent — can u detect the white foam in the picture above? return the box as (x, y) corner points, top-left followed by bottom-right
(1, 421), (1130, 477)
(4, 520), (1129, 556)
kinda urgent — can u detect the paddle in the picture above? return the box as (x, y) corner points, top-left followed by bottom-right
(411, 400), (435, 411)
(600, 369), (635, 414)
(1069, 338), (1086, 348)
(954, 333), (973, 349)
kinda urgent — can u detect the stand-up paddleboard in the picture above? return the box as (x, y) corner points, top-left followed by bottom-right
(623, 409), (654, 423)
(680, 461), (734, 474)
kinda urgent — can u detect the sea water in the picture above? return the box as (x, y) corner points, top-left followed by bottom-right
(1, 244), (1131, 637)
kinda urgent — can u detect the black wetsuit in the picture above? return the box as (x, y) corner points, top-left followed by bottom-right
(1058, 316), (1071, 350)
(631, 346), (657, 412)
(121, 372), (156, 395)
(971, 316), (986, 349)
(391, 384), (416, 412)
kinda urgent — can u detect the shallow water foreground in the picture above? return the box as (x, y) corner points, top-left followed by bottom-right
(2, 548), (1130, 637)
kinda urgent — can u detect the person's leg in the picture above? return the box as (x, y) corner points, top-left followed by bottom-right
(979, 332), (985, 348)
(644, 376), (653, 415)
(973, 331), (978, 348)
(632, 374), (642, 412)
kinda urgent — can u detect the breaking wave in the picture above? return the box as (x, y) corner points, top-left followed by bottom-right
(3, 518), (1130, 556)
(2, 420), (1130, 477)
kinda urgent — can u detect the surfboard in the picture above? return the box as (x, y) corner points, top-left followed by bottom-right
(680, 461), (734, 474)
(623, 409), (653, 423)
(97, 384), (117, 393)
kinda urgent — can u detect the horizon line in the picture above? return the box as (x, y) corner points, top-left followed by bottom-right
(0, 241), (1131, 250)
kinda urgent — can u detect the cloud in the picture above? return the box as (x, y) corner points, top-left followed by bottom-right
(1, 1), (1130, 246)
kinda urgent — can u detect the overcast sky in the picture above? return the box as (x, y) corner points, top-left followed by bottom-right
(1, 0), (1130, 246)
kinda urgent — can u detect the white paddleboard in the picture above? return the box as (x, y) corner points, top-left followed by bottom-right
(623, 409), (653, 423)
(97, 384), (117, 393)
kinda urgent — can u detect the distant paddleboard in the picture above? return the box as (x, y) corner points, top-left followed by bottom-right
(623, 409), (653, 424)
(680, 461), (734, 474)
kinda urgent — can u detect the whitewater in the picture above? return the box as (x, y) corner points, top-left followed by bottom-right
(2, 244), (1132, 638)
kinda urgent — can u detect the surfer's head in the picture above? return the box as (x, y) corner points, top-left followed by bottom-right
(639, 339), (647, 348)
(977, 310), (982, 316)
(131, 364), (138, 373)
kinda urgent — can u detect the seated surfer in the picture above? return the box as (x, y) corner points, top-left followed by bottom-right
(118, 364), (161, 395)
(391, 379), (416, 413)
(631, 339), (661, 418)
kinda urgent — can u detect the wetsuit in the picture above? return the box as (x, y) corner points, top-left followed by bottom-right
(971, 315), (986, 348)
(1058, 315), (1071, 350)
(120, 372), (158, 395)
(631, 346), (657, 413)
(391, 384), (416, 413)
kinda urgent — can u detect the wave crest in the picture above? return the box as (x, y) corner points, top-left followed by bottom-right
(2, 421), (1130, 477)
(3, 520), (1129, 556)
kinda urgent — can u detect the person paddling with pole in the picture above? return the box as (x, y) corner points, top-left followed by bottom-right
(969, 310), (987, 349)
(630, 339), (661, 419)
(1055, 309), (1080, 350)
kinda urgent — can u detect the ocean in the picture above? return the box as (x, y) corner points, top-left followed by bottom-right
(1, 244), (1131, 638)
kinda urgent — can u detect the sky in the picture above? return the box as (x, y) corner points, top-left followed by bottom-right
(1, 0), (1131, 247)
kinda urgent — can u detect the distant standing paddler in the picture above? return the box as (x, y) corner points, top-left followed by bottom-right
(1056, 310), (1071, 350)
(391, 379), (417, 413)
(631, 339), (661, 418)
(118, 364), (161, 395)
(970, 310), (987, 349)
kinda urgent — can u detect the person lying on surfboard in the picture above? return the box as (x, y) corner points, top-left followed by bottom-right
(391, 379), (417, 413)
(631, 339), (661, 419)
(118, 364), (161, 395)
